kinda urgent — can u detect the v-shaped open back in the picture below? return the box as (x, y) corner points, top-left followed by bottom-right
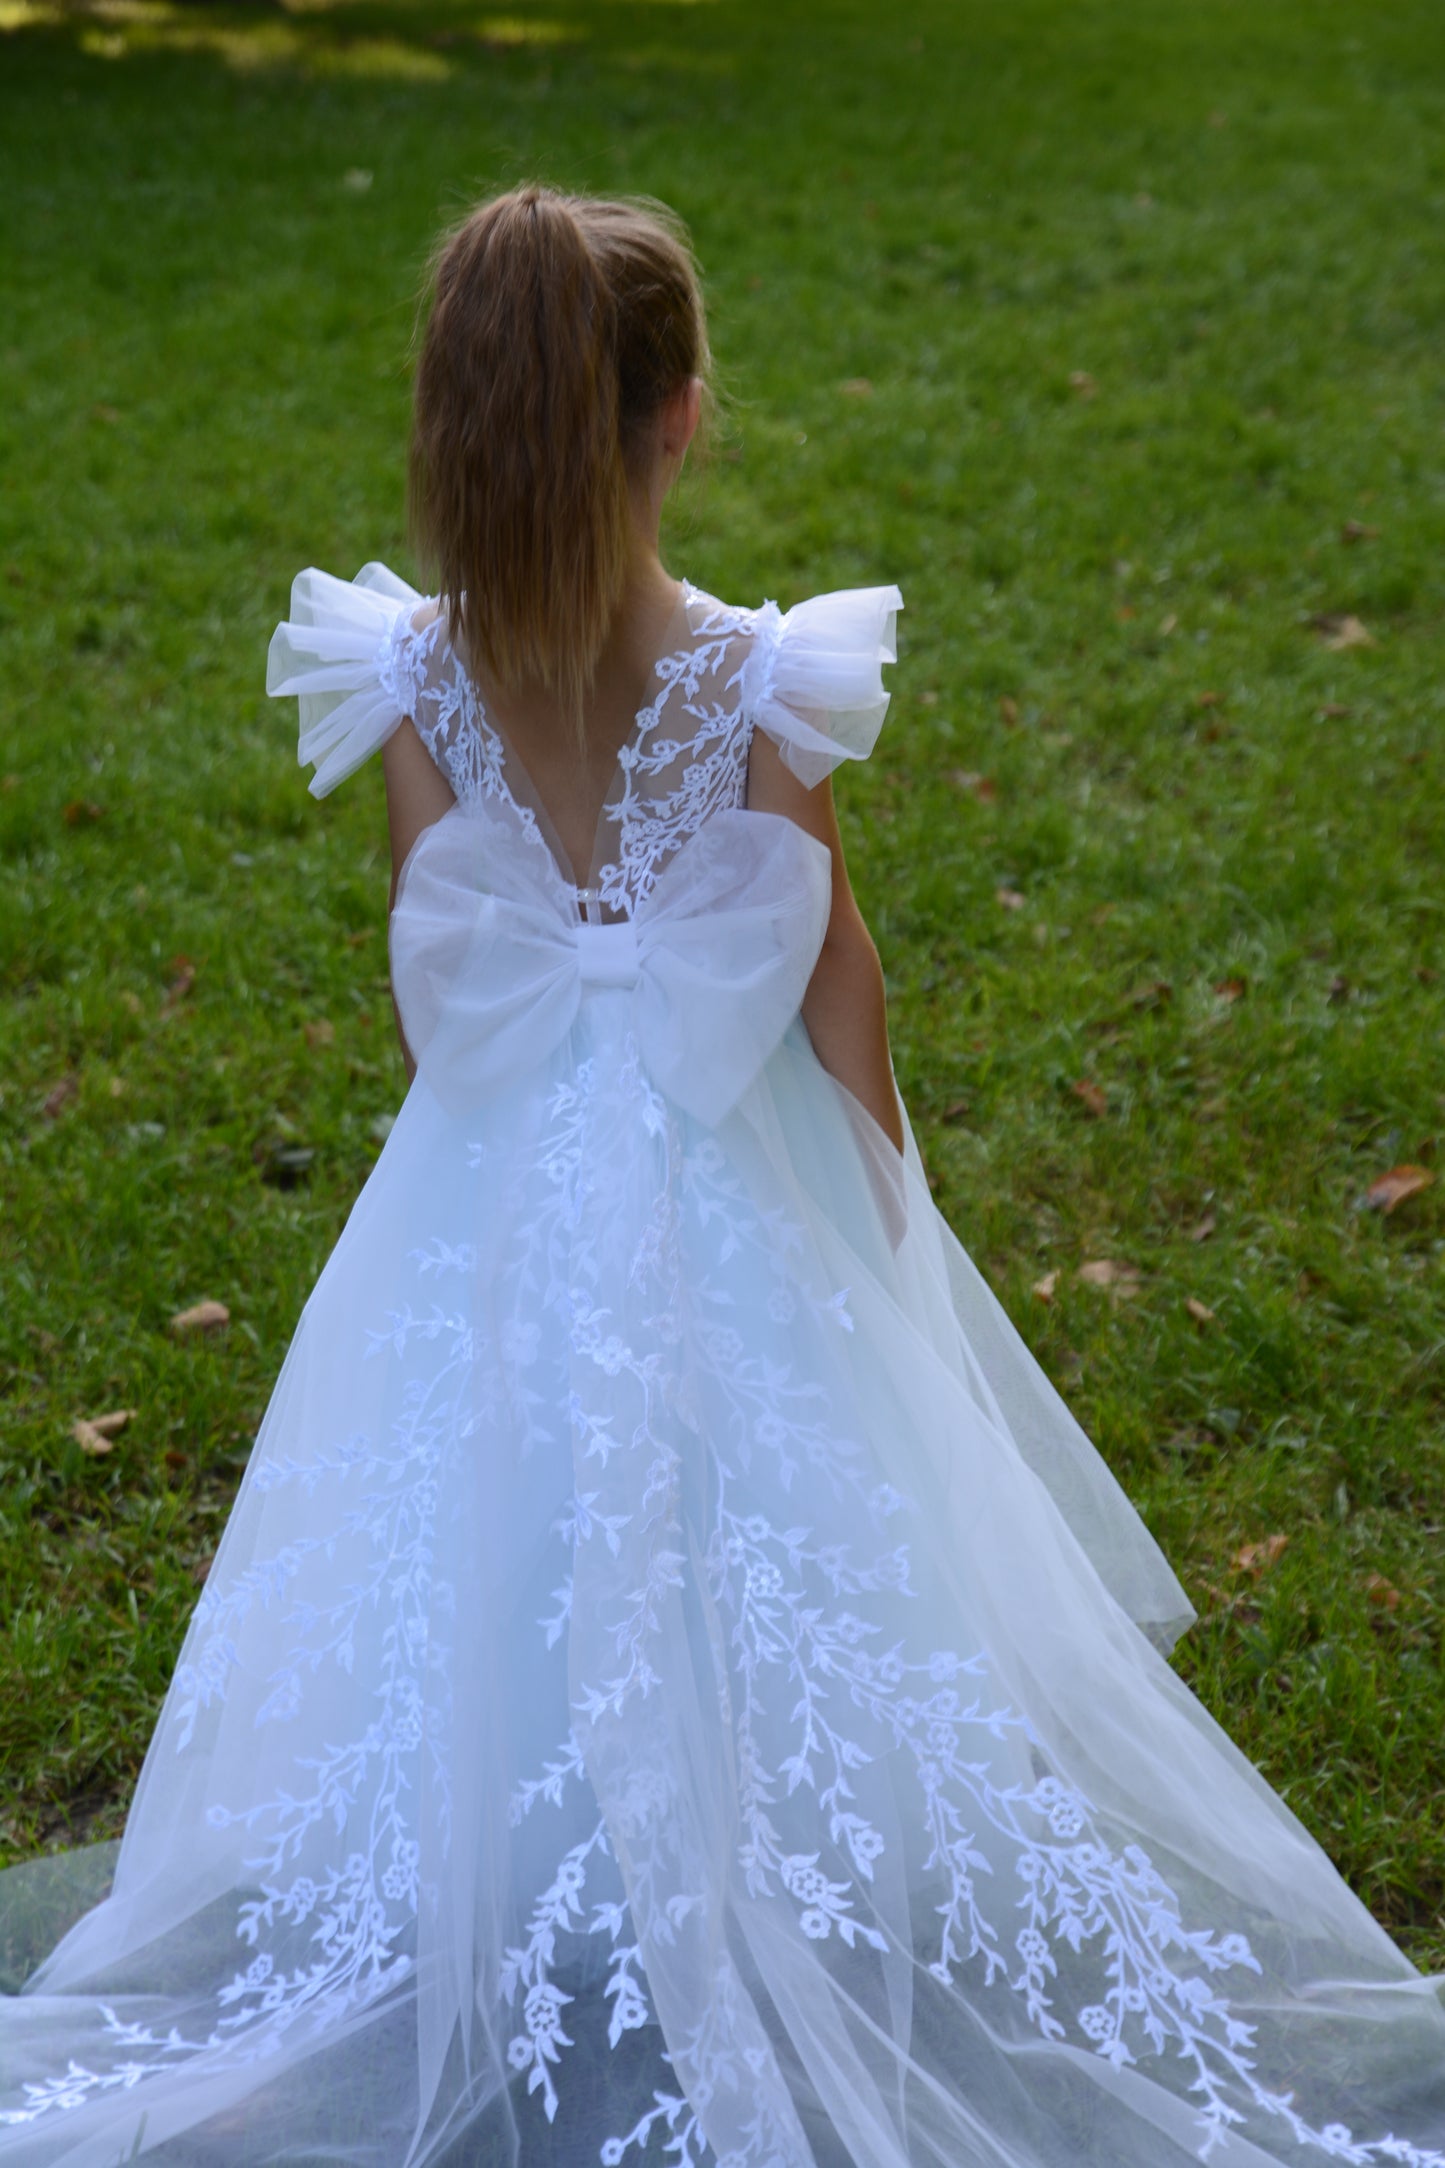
(392, 581), (772, 925)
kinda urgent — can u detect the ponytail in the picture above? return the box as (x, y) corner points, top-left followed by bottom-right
(408, 186), (710, 735)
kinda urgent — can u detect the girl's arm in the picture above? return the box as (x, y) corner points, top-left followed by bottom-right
(746, 725), (904, 1154)
(381, 717), (456, 1086)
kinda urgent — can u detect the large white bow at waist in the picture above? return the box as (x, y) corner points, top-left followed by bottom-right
(389, 807), (833, 1128)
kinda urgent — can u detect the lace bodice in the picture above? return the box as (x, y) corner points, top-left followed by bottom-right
(379, 587), (774, 923)
(267, 562), (902, 921)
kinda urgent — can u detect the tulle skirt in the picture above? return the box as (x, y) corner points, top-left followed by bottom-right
(3, 1008), (1443, 2168)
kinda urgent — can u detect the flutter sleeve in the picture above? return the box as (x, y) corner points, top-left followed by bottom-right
(741, 584), (903, 788)
(266, 561), (432, 798)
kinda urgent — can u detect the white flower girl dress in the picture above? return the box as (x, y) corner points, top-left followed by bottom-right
(1, 565), (1442, 2168)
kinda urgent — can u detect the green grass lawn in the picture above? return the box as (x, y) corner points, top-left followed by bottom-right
(1, 0), (1442, 1972)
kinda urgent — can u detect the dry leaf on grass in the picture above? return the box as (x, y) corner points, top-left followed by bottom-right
(1127, 979), (1173, 1011)
(1340, 520), (1379, 545)
(159, 955), (196, 1017)
(1213, 976), (1247, 1002)
(169, 1299), (230, 1336)
(1310, 613), (1375, 651)
(41, 1075), (79, 1120)
(1077, 1259), (1142, 1299)
(1070, 1078), (1108, 1118)
(1363, 1573), (1401, 1611)
(1032, 1271), (1058, 1304)
(1232, 1532), (1289, 1576)
(947, 770), (998, 803)
(995, 887), (1025, 911)
(1318, 702), (1354, 720)
(1188, 1210), (1217, 1243)
(71, 1408), (137, 1457)
(838, 377), (874, 398)
(1068, 371), (1097, 399)
(1185, 1296), (1218, 1327)
(303, 1019), (336, 1050)
(62, 799), (104, 825)
(940, 1098), (971, 1124)
(1360, 1165), (1434, 1214)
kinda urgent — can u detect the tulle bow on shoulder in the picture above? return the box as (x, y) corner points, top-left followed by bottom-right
(267, 563), (429, 797)
(742, 584), (903, 788)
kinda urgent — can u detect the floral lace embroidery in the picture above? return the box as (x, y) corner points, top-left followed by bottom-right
(385, 589), (768, 921)
(5, 1038), (1443, 2167)
(8, 633), (1444, 2168)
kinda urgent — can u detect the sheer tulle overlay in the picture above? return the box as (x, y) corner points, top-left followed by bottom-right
(3, 570), (1441, 2168)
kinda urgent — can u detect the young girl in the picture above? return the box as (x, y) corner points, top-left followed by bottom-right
(1, 184), (1441, 2168)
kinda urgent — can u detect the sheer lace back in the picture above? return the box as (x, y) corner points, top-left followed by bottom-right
(385, 585), (770, 926)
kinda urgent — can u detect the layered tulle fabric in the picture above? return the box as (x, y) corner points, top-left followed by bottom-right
(742, 585), (902, 788)
(266, 562), (426, 797)
(2, 567), (1442, 2168)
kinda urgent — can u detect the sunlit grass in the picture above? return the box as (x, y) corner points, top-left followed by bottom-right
(0, 0), (1442, 1973)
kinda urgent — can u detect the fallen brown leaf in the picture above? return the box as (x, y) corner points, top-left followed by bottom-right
(1363, 1572), (1401, 1611)
(1185, 1296), (1217, 1327)
(1214, 976), (1247, 1003)
(1077, 1259), (1142, 1298)
(41, 1075), (79, 1120)
(1311, 613), (1375, 651)
(1361, 1165), (1434, 1214)
(1070, 1078), (1108, 1118)
(1127, 979), (1173, 1011)
(1317, 702), (1353, 720)
(71, 1408), (137, 1457)
(995, 887), (1026, 911)
(1195, 689), (1224, 709)
(1188, 1210), (1217, 1243)
(1232, 1532), (1289, 1576)
(160, 955), (196, 1016)
(170, 1299), (231, 1336)
(303, 1018), (336, 1051)
(1032, 1271), (1058, 1304)
(947, 769), (998, 804)
(1340, 520), (1379, 545)
(940, 1098), (971, 1124)
(63, 799), (104, 825)
(1068, 370), (1097, 400)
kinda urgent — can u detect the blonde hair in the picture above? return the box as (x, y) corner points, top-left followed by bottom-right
(407, 185), (711, 729)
